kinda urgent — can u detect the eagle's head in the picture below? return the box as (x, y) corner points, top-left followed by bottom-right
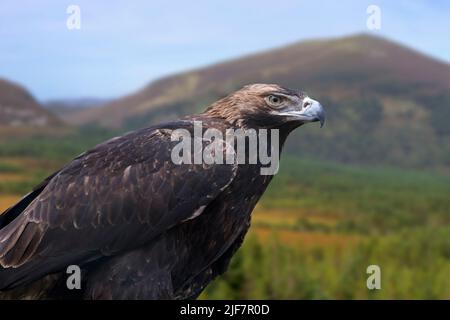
(204, 83), (325, 130)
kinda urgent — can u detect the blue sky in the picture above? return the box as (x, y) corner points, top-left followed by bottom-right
(1, 0), (449, 101)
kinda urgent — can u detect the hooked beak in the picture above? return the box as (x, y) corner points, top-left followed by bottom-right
(279, 96), (326, 127)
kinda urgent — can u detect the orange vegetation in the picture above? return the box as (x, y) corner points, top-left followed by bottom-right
(0, 195), (20, 213)
(249, 227), (361, 249)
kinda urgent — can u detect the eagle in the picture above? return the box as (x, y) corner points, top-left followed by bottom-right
(0, 84), (325, 299)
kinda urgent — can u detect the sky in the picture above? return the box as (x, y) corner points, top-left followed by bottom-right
(0, 0), (449, 101)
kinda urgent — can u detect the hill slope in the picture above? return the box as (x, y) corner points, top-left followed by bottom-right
(67, 34), (450, 169)
(0, 79), (62, 127)
(44, 98), (109, 123)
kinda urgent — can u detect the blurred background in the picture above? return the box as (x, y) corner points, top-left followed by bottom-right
(1, 1), (450, 299)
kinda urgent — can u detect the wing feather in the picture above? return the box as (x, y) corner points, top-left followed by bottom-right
(0, 121), (237, 289)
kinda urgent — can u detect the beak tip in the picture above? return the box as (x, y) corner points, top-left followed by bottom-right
(318, 107), (325, 128)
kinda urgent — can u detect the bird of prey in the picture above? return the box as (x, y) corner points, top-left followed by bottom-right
(0, 84), (325, 299)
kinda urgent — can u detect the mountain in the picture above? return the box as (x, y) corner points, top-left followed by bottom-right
(67, 34), (450, 170)
(44, 98), (110, 122)
(0, 79), (62, 127)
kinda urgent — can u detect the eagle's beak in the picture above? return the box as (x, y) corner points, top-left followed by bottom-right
(279, 97), (326, 127)
(304, 97), (325, 127)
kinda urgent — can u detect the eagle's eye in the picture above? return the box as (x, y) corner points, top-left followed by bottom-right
(266, 95), (284, 107)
